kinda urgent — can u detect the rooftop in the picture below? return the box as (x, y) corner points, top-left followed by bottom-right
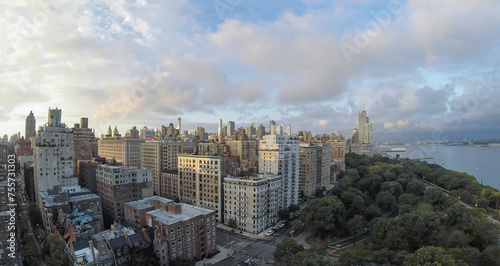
(127, 196), (215, 225)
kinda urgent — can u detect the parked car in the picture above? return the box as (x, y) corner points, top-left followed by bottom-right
(279, 223), (285, 228)
(266, 230), (274, 236)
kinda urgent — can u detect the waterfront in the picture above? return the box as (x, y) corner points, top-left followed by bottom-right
(388, 145), (500, 190)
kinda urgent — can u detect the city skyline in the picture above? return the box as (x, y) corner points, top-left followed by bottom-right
(1, 1), (500, 142)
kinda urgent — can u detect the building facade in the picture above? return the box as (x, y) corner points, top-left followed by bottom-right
(258, 134), (300, 209)
(25, 110), (36, 139)
(98, 138), (144, 168)
(95, 164), (153, 222)
(223, 174), (282, 234)
(124, 196), (217, 264)
(33, 108), (78, 208)
(178, 155), (222, 221)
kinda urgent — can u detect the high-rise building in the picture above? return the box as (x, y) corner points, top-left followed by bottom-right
(223, 174), (282, 234)
(80, 117), (88, 129)
(71, 118), (98, 175)
(177, 117), (181, 132)
(258, 135), (300, 208)
(96, 164), (153, 222)
(141, 140), (186, 197)
(329, 140), (346, 171)
(162, 123), (177, 138)
(0, 144), (7, 181)
(218, 119), (223, 137)
(33, 108), (77, 203)
(226, 139), (258, 172)
(196, 127), (206, 140)
(139, 126), (155, 139)
(141, 141), (163, 195)
(178, 155), (223, 221)
(299, 144), (318, 198)
(98, 137), (144, 168)
(25, 110), (36, 138)
(269, 120), (276, 135)
(257, 124), (265, 140)
(227, 121), (235, 138)
(16, 137), (32, 157)
(276, 124), (283, 135)
(285, 124), (292, 136)
(358, 110), (374, 144)
(124, 196), (217, 264)
(125, 126), (140, 138)
(78, 157), (107, 194)
(246, 123), (256, 138)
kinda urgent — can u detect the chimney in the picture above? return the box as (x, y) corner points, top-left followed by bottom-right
(167, 203), (182, 215)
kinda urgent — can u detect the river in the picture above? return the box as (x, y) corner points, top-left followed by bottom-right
(383, 145), (500, 190)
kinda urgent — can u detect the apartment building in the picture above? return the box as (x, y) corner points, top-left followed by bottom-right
(258, 134), (300, 208)
(124, 196), (217, 264)
(223, 174), (282, 234)
(95, 164), (153, 222)
(178, 155), (222, 221)
(97, 136), (144, 168)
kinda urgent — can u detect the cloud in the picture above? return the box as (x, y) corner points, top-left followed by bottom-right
(1, 0), (499, 141)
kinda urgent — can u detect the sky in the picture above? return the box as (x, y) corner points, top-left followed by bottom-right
(1, 0), (499, 143)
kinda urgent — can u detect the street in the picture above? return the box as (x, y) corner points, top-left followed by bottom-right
(214, 222), (295, 265)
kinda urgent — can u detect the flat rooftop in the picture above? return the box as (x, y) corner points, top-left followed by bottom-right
(127, 196), (215, 225)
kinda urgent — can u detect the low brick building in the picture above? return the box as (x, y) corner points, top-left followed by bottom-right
(124, 196), (217, 264)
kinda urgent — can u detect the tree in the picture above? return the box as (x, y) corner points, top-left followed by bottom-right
(380, 181), (403, 198)
(288, 204), (300, 213)
(447, 246), (480, 265)
(274, 238), (305, 264)
(445, 203), (469, 229)
(347, 215), (366, 236)
(480, 246), (500, 266)
(227, 218), (237, 229)
(403, 246), (455, 266)
(398, 211), (441, 251)
(466, 218), (500, 251)
(398, 193), (417, 206)
(424, 187), (453, 212)
(278, 209), (291, 221)
(373, 211), (440, 252)
(444, 230), (470, 248)
(364, 205), (382, 221)
(282, 249), (332, 266)
(292, 219), (302, 230)
(375, 191), (396, 211)
(406, 180), (426, 197)
(338, 249), (367, 266)
(302, 196), (345, 234)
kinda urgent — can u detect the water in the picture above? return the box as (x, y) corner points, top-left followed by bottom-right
(386, 145), (500, 190)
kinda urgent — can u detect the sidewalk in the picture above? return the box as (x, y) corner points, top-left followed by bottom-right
(294, 227), (312, 249)
(216, 224), (267, 240)
(195, 246), (232, 266)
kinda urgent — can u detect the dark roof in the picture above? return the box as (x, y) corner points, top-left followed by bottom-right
(109, 236), (128, 249)
(128, 232), (143, 247)
(73, 239), (90, 251)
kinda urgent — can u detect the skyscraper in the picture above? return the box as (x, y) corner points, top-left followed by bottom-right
(259, 134), (300, 208)
(269, 120), (276, 135)
(177, 117), (181, 132)
(227, 121), (235, 138)
(358, 110), (374, 144)
(218, 119), (223, 137)
(33, 107), (77, 203)
(257, 124), (265, 140)
(285, 124), (292, 136)
(25, 110), (36, 138)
